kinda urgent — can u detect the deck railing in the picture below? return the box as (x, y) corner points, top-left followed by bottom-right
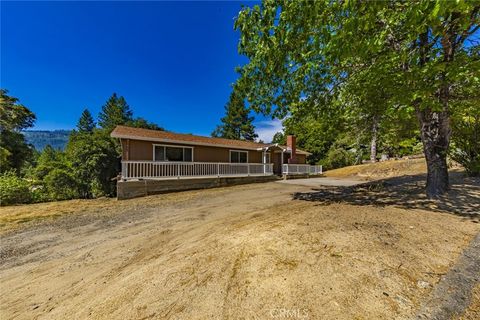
(121, 161), (274, 180)
(282, 164), (323, 175)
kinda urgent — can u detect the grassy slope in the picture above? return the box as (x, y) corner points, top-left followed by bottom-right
(324, 158), (427, 180)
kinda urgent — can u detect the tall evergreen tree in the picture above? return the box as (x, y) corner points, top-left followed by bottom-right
(212, 91), (258, 141)
(97, 93), (133, 131)
(128, 117), (164, 131)
(76, 108), (95, 133)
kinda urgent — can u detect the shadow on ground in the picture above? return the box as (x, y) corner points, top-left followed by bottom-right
(293, 172), (480, 220)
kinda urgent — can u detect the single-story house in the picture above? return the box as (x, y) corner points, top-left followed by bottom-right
(111, 125), (322, 180)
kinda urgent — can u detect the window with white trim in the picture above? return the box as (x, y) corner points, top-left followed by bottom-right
(230, 150), (248, 163)
(154, 145), (193, 162)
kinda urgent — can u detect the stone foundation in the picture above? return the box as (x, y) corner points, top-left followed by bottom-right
(117, 175), (280, 200)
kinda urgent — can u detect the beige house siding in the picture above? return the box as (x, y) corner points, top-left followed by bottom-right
(121, 139), (275, 164)
(296, 154), (307, 164)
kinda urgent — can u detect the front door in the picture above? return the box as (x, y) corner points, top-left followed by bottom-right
(273, 153), (282, 175)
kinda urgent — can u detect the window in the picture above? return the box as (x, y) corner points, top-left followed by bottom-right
(154, 145), (193, 162)
(230, 150), (248, 163)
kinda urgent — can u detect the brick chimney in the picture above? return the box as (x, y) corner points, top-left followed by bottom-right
(287, 135), (297, 164)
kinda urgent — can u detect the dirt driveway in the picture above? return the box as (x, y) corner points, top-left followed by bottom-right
(278, 177), (365, 187)
(1, 177), (479, 319)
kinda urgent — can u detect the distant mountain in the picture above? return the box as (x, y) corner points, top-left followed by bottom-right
(23, 130), (72, 151)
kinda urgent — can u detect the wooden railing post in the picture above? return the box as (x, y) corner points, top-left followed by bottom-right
(121, 162), (126, 180)
(120, 161), (279, 180)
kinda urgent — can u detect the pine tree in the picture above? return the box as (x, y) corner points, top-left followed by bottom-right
(97, 93), (133, 131)
(212, 91), (258, 141)
(76, 109), (95, 133)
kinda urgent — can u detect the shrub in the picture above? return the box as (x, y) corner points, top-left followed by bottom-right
(30, 185), (51, 203)
(66, 129), (119, 197)
(451, 108), (480, 176)
(321, 145), (355, 170)
(0, 171), (32, 205)
(43, 169), (79, 200)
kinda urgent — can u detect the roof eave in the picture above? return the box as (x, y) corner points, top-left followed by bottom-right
(111, 133), (265, 151)
(111, 129), (312, 155)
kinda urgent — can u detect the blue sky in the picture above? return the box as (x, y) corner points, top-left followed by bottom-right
(1, 1), (281, 140)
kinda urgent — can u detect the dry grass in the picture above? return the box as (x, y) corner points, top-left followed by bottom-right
(324, 158), (427, 180)
(0, 187), (234, 234)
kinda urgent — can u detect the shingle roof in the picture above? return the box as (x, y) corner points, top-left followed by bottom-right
(111, 125), (310, 155)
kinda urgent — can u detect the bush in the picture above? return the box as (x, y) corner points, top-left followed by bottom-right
(451, 108), (480, 176)
(321, 145), (355, 170)
(66, 129), (119, 197)
(30, 185), (51, 203)
(0, 171), (32, 205)
(43, 169), (79, 200)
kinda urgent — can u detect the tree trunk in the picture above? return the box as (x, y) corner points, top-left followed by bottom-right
(415, 21), (455, 198)
(370, 116), (378, 163)
(417, 108), (450, 198)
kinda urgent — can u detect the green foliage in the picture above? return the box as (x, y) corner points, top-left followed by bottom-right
(0, 91), (166, 205)
(0, 171), (32, 206)
(127, 117), (164, 131)
(33, 145), (70, 180)
(66, 129), (119, 198)
(451, 107), (480, 176)
(97, 93), (162, 132)
(378, 104), (421, 157)
(284, 103), (345, 163)
(212, 90), (258, 141)
(0, 131), (34, 174)
(234, 1), (479, 191)
(321, 143), (356, 171)
(43, 168), (78, 200)
(271, 131), (285, 144)
(97, 93), (133, 131)
(0, 89), (36, 174)
(77, 109), (96, 133)
(0, 89), (36, 131)
(24, 145), (80, 202)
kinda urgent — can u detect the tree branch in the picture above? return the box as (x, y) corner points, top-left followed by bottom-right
(455, 5), (480, 47)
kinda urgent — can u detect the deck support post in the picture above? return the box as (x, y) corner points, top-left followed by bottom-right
(281, 150), (284, 175)
(262, 151), (267, 175)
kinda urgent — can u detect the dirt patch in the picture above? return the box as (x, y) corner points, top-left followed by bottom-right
(1, 176), (478, 319)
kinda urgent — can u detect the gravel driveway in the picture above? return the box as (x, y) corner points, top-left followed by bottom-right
(277, 177), (366, 187)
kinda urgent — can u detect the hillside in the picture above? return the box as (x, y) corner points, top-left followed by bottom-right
(324, 158), (428, 180)
(22, 130), (71, 151)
